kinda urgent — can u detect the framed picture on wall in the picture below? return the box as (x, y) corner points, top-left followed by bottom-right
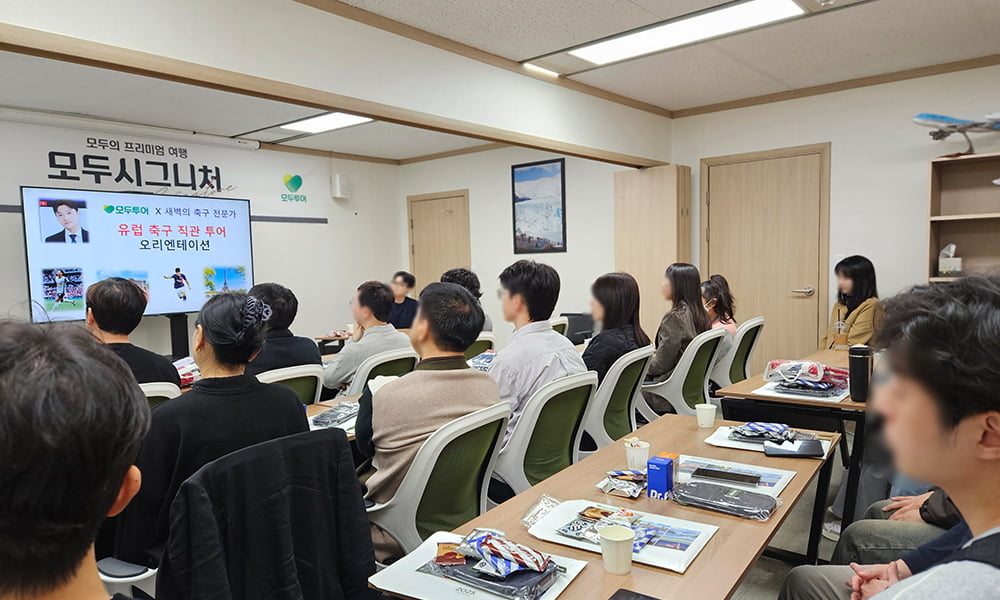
(512, 158), (566, 254)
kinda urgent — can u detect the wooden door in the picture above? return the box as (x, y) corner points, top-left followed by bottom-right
(407, 190), (471, 295)
(702, 144), (830, 374)
(614, 165), (691, 339)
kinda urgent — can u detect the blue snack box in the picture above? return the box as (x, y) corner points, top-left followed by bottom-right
(647, 456), (674, 500)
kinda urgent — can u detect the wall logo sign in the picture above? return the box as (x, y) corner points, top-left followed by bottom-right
(281, 174), (307, 202)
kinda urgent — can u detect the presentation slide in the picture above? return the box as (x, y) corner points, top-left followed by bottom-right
(21, 186), (254, 323)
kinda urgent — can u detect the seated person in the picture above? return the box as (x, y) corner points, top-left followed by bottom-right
(115, 293), (308, 567)
(441, 267), (493, 331)
(644, 263), (711, 412)
(0, 321), (148, 600)
(244, 282), (322, 377)
(387, 271), (418, 329)
(820, 255), (881, 349)
(581, 272), (651, 383)
(702, 274), (737, 391)
(782, 276), (1000, 599)
(488, 260), (586, 442)
(356, 282), (501, 561)
(85, 276), (181, 386)
(322, 281), (411, 395)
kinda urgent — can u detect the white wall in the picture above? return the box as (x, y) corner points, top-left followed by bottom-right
(672, 65), (1000, 305)
(398, 147), (630, 346)
(0, 120), (405, 354)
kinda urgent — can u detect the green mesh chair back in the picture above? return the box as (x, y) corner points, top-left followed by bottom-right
(552, 321), (568, 335)
(523, 384), (592, 485)
(603, 357), (650, 440)
(464, 339), (494, 360)
(147, 396), (172, 411)
(681, 336), (722, 410)
(366, 356), (417, 384)
(729, 322), (764, 384)
(414, 418), (505, 539)
(276, 375), (320, 405)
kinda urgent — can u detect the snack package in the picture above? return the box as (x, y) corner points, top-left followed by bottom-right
(434, 542), (467, 566)
(599, 477), (645, 498)
(436, 530), (560, 600)
(556, 517), (602, 543)
(729, 422), (795, 445)
(671, 481), (780, 521)
(521, 494), (562, 528)
(427, 557), (561, 600)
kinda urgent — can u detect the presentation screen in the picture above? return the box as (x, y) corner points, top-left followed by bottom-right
(21, 186), (254, 323)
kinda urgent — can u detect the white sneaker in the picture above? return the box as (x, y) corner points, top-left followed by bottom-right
(822, 519), (841, 542)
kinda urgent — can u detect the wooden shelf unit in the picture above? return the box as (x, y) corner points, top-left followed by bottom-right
(928, 152), (1000, 281)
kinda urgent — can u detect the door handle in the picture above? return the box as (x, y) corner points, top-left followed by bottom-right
(791, 286), (815, 296)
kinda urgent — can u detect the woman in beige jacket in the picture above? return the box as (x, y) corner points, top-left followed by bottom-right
(820, 255), (881, 349)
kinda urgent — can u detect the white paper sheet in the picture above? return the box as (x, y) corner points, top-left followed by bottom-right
(704, 426), (833, 458)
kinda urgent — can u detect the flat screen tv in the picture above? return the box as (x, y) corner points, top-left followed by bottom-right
(21, 186), (254, 323)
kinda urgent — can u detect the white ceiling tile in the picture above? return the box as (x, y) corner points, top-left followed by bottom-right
(626, 0), (733, 20)
(571, 42), (792, 109)
(280, 121), (487, 159)
(340, 0), (663, 61)
(0, 51), (324, 137)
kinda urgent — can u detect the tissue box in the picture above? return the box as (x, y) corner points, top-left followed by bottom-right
(938, 257), (962, 276)
(647, 456), (674, 500)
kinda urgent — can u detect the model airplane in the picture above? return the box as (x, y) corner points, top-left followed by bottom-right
(913, 112), (1000, 156)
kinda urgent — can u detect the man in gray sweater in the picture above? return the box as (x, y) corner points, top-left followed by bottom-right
(781, 277), (1000, 600)
(360, 282), (502, 562)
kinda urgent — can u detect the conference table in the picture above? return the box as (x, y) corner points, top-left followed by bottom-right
(315, 333), (350, 355)
(379, 415), (839, 600)
(717, 349), (868, 530)
(306, 393), (361, 441)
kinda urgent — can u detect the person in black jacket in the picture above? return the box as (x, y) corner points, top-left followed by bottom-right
(115, 293), (309, 568)
(0, 322), (149, 600)
(85, 277), (181, 386)
(244, 282), (322, 377)
(582, 272), (651, 383)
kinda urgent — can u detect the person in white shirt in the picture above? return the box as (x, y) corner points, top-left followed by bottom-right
(488, 260), (586, 443)
(781, 276), (1000, 600)
(322, 281), (411, 396)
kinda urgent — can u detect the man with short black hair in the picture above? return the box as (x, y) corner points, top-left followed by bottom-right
(86, 277), (181, 386)
(322, 281), (411, 393)
(781, 277), (1000, 600)
(0, 321), (149, 600)
(388, 270), (418, 329)
(488, 260), (585, 441)
(357, 282), (501, 561)
(45, 199), (90, 243)
(245, 282), (322, 377)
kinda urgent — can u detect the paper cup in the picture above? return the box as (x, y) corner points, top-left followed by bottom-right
(695, 403), (717, 428)
(599, 525), (635, 574)
(345, 323), (356, 334)
(625, 441), (650, 470)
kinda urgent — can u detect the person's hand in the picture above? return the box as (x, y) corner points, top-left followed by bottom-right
(351, 324), (365, 342)
(847, 561), (908, 600)
(884, 491), (933, 522)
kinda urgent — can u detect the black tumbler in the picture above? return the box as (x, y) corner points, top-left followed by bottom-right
(849, 345), (873, 403)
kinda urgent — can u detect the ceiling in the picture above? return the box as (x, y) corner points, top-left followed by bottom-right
(0, 50), (493, 162)
(338, 0), (1000, 111)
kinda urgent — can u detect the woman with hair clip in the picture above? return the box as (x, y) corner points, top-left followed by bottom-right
(820, 255), (881, 349)
(114, 293), (309, 567)
(582, 272), (651, 383)
(646, 263), (712, 389)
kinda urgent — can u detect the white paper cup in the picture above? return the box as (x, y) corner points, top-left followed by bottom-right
(695, 403), (717, 428)
(345, 323), (356, 334)
(599, 525), (635, 574)
(624, 441), (650, 471)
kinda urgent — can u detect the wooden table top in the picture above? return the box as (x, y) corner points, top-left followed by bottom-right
(452, 415), (838, 600)
(717, 349), (868, 411)
(316, 334), (351, 341)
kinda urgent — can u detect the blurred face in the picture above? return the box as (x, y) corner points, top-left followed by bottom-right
(837, 271), (853, 295)
(590, 296), (605, 323)
(661, 276), (674, 302)
(350, 290), (368, 323)
(878, 373), (972, 488)
(500, 287), (521, 323)
(390, 276), (411, 299)
(55, 205), (80, 232)
(703, 295), (718, 320)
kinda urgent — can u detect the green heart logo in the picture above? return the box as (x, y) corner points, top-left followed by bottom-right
(103, 205), (115, 213)
(283, 174), (303, 193)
